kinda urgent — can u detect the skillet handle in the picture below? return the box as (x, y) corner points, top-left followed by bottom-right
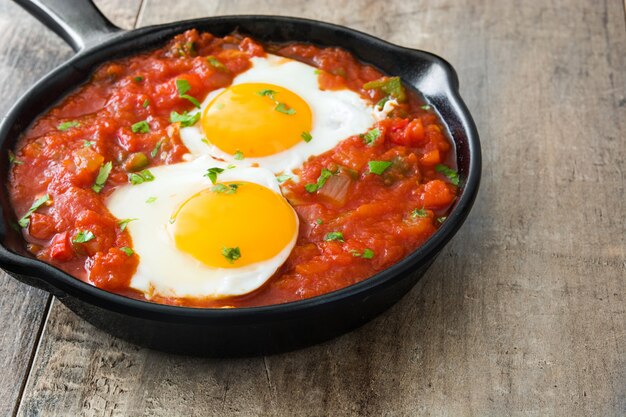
(12, 0), (122, 52)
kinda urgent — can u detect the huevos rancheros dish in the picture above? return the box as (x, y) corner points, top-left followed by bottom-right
(9, 29), (458, 308)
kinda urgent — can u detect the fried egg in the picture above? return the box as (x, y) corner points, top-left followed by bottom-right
(105, 156), (298, 299)
(179, 54), (380, 174)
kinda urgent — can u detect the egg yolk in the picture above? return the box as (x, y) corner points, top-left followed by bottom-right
(170, 181), (297, 269)
(202, 83), (313, 157)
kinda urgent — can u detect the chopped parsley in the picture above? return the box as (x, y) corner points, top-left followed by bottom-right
(411, 208), (428, 218)
(376, 96), (390, 110)
(83, 140), (95, 148)
(274, 102), (296, 115)
(57, 121), (80, 131)
(18, 194), (50, 228)
(276, 174), (291, 183)
(8, 150), (23, 165)
(435, 164), (459, 186)
(362, 127), (380, 145)
(145, 196), (157, 203)
(129, 169), (155, 185)
(351, 248), (374, 259)
(207, 56), (227, 71)
(363, 76), (406, 102)
(257, 89), (278, 100)
(133, 76), (143, 82)
(91, 161), (112, 193)
(151, 139), (164, 158)
(315, 218), (323, 225)
(437, 216), (447, 224)
(324, 231), (344, 242)
(170, 110), (200, 127)
(175, 79), (201, 108)
(421, 104), (431, 110)
(120, 247), (134, 256)
(368, 160), (392, 175)
(257, 89), (296, 115)
(205, 167), (224, 184)
(305, 168), (335, 193)
(211, 183), (240, 194)
(143, 99), (150, 108)
(314, 69), (322, 75)
(72, 230), (95, 243)
(233, 150), (244, 160)
(118, 218), (137, 231)
(131, 120), (150, 133)
(222, 246), (241, 264)
(301, 131), (313, 143)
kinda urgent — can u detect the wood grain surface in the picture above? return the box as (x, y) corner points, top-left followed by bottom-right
(2, 0), (625, 416)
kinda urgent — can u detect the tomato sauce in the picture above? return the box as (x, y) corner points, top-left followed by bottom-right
(9, 30), (457, 307)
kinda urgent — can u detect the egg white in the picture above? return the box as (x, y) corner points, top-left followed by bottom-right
(105, 155), (298, 299)
(179, 54), (380, 174)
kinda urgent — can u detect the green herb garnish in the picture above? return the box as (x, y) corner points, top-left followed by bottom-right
(176, 79), (201, 108)
(18, 194), (50, 228)
(324, 231), (344, 242)
(134, 76), (143, 82)
(146, 196), (157, 203)
(376, 96), (390, 110)
(305, 168), (335, 193)
(92, 161), (112, 193)
(118, 218), (138, 231)
(143, 99), (150, 108)
(257, 89), (278, 100)
(435, 164), (459, 186)
(301, 131), (313, 143)
(421, 104), (431, 110)
(170, 110), (200, 127)
(211, 183), (240, 194)
(411, 208), (428, 218)
(120, 247), (134, 256)
(8, 150), (23, 165)
(363, 76), (406, 102)
(362, 128), (380, 145)
(315, 218), (323, 225)
(437, 216), (447, 224)
(257, 89), (296, 115)
(205, 167), (224, 184)
(276, 174), (291, 183)
(57, 121), (80, 131)
(274, 102), (296, 115)
(368, 160), (392, 175)
(351, 248), (374, 259)
(131, 120), (150, 133)
(207, 56), (227, 71)
(222, 246), (241, 264)
(72, 230), (95, 243)
(129, 169), (155, 185)
(83, 140), (95, 148)
(233, 150), (244, 160)
(151, 139), (164, 158)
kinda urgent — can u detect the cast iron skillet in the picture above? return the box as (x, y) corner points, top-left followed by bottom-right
(1, 0), (481, 356)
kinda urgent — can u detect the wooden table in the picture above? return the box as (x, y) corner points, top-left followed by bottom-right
(1, 0), (625, 415)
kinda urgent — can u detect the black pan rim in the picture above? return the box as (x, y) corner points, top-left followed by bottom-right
(0, 14), (481, 322)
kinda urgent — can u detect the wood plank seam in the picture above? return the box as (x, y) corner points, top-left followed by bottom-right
(11, 296), (53, 417)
